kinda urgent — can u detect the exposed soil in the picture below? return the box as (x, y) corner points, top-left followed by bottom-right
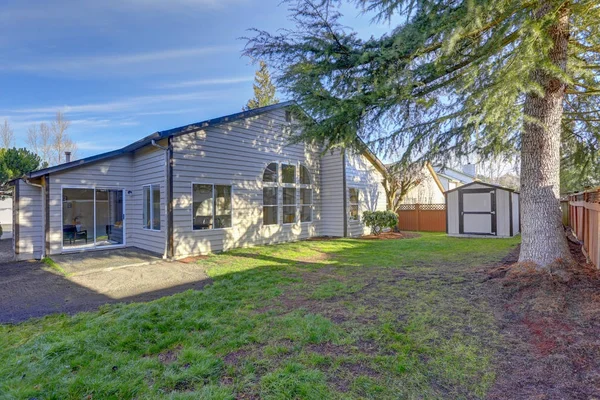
(360, 231), (421, 240)
(485, 237), (600, 399)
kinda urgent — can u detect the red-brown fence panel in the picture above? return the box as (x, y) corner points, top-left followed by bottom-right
(569, 189), (600, 269)
(397, 204), (446, 232)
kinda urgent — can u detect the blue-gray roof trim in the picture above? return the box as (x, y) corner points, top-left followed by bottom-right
(28, 101), (296, 178)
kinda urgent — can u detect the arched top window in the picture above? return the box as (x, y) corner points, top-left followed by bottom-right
(263, 162), (278, 183)
(299, 165), (311, 185)
(262, 162), (313, 225)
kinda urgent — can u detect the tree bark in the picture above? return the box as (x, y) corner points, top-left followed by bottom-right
(519, 3), (572, 267)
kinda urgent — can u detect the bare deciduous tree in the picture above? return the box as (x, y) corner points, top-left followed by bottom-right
(50, 112), (76, 165)
(382, 162), (427, 214)
(27, 112), (78, 166)
(27, 123), (53, 167)
(0, 120), (14, 149)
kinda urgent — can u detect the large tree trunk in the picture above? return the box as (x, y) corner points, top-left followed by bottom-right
(519, 3), (571, 267)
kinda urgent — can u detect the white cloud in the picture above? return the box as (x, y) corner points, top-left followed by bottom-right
(77, 141), (130, 151)
(1, 46), (237, 73)
(158, 76), (253, 89)
(5, 91), (227, 115)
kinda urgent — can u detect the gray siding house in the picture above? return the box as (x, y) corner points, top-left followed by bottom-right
(11, 102), (388, 260)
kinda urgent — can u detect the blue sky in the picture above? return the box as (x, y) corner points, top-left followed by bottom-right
(0, 0), (392, 158)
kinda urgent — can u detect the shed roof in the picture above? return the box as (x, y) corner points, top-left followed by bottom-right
(445, 180), (519, 194)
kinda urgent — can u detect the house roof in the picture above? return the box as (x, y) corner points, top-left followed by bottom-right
(436, 172), (461, 183)
(425, 162), (445, 193)
(435, 165), (475, 182)
(445, 180), (519, 194)
(27, 101), (294, 179)
(25, 100), (387, 179)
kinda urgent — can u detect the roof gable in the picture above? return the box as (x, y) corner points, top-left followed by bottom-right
(28, 101), (295, 178)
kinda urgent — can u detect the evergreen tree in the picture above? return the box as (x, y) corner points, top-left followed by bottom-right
(244, 61), (279, 110)
(245, 0), (600, 268)
(0, 148), (42, 185)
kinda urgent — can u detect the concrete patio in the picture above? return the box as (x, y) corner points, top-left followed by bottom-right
(51, 247), (165, 276)
(0, 246), (212, 324)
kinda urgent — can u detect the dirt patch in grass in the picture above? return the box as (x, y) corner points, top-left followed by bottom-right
(178, 255), (210, 264)
(361, 231), (421, 240)
(485, 239), (600, 399)
(156, 345), (182, 365)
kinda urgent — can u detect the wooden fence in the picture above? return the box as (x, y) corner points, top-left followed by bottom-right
(397, 203), (446, 232)
(569, 189), (600, 268)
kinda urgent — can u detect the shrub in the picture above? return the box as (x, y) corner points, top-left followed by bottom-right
(362, 211), (398, 235)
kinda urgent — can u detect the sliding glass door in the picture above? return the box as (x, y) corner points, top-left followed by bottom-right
(62, 188), (125, 250)
(95, 189), (124, 247)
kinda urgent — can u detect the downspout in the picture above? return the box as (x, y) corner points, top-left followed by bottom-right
(151, 139), (173, 259)
(342, 150), (348, 238)
(23, 177), (46, 259)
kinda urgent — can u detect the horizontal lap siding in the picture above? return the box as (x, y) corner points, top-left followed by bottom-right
(345, 151), (387, 237)
(172, 109), (322, 257)
(48, 156), (134, 255)
(130, 146), (167, 255)
(319, 150), (344, 237)
(16, 180), (43, 259)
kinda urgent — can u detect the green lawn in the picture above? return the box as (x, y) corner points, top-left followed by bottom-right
(0, 233), (519, 399)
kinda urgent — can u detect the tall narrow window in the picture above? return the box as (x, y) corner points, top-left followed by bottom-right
(349, 188), (360, 221)
(283, 187), (296, 224)
(192, 184), (232, 230)
(300, 188), (312, 222)
(263, 187), (278, 225)
(214, 185), (232, 229)
(143, 185), (161, 230)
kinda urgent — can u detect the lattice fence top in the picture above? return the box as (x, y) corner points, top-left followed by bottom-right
(398, 203), (446, 211)
(419, 204), (446, 211)
(399, 204), (416, 211)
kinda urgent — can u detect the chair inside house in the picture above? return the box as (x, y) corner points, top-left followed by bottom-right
(63, 224), (88, 244)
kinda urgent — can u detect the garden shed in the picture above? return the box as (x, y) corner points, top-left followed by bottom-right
(445, 182), (520, 238)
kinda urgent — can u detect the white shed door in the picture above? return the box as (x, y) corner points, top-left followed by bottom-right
(459, 189), (497, 235)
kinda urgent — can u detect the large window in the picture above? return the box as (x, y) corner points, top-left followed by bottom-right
(143, 185), (161, 230)
(348, 188), (360, 221)
(192, 184), (232, 230)
(262, 162), (313, 225)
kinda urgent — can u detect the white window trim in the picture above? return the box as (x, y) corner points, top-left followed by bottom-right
(191, 183), (234, 231)
(143, 184), (161, 231)
(348, 187), (360, 221)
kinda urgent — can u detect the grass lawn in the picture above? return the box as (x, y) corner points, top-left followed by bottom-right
(0, 233), (519, 399)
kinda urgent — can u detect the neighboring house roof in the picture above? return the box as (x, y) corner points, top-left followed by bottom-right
(425, 162), (445, 193)
(435, 166), (476, 183)
(436, 172), (461, 183)
(23, 101), (387, 180)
